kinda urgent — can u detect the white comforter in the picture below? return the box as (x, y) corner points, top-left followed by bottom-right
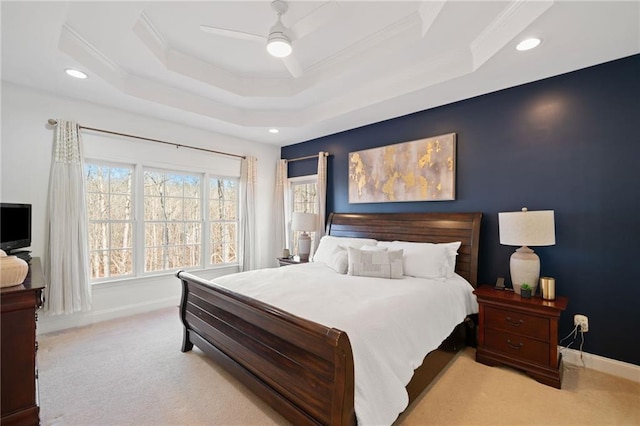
(211, 262), (478, 425)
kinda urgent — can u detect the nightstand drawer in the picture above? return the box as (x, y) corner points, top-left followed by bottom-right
(484, 329), (550, 365)
(485, 306), (550, 340)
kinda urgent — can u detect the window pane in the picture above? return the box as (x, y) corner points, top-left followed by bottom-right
(110, 168), (132, 194)
(185, 245), (200, 267)
(184, 198), (200, 221)
(165, 173), (184, 197)
(87, 193), (108, 220)
(184, 175), (201, 198)
(111, 223), (132, 249)
(144, 169), (204, 272)
(86, 162), (135, 281)
(223, 201), (237, 220)
(145, 223), (166, 247)
(208, 177), (239, 266)
(185, 223), (201, 244)
(86, 165), (109, 193)
(166, 222), (184, 246)
(209, 198), (222, 220)
(144, 197), (164, 221)
(224, 223), (237, 262)
(144, 171), (164, 196)
(110, 195), (131, 220)
(164, 197), (183, 221)
(90, 250), (108, 279)
(167, 246), (185, 268)
(210, 222), (236, 264)
(145, 247), (165, 272)
(292, 181), (317, 214)
(109, 249), (132, 276)
(89, 223), (109, 251)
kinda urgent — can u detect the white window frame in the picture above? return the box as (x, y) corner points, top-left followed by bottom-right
(288, 175), (318, 255)
(85, 160), (240, 284)
(142, 167), (204, 274)
(85, 160), (136, 283)
(208, 175), (240, 267)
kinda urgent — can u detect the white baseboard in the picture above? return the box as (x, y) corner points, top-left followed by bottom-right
(37, 296), (178, 335)
(561, 346), (640, 383)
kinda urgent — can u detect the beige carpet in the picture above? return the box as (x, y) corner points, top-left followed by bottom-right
(38, 307), (639, 426)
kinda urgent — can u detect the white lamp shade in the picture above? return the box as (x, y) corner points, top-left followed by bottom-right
(291, 212), (316, 232)
(498, 209), (555, 247)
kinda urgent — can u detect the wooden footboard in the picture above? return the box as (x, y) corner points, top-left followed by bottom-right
(177, 271), (356, 426)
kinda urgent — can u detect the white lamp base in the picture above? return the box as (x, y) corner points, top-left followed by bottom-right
(510, 246), (540, 295)
(298, 232), (311, 261)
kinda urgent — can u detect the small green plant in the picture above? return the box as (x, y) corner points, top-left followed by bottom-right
(520, 283), (532, 290)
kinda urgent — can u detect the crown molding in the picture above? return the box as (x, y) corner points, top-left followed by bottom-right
(470, 0), (554, 70)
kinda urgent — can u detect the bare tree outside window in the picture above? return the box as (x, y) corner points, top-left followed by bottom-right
(210, 178), (238, 265)
(85, 162), (239, 283)
(86, 163), (134, 280)
(144, 170), (201, 272)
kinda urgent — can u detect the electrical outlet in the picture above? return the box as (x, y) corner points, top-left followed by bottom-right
(574, 314), (589, 332)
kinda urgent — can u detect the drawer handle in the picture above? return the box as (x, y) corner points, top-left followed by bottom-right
(505, 316), (524, 327)
(506, 339), (524, 350)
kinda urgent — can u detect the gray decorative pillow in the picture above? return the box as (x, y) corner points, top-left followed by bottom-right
(347, 247), (404, 279)
(327, 246), (348, 274)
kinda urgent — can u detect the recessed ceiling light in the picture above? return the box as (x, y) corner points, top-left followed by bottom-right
(516, 38), (541, 51)
(65, 68), (88, 79)
(269, 128), (280, 134)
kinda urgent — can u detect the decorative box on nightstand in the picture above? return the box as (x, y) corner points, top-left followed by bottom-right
(473, 285), (568, 388)
(277, 257), (308, 267)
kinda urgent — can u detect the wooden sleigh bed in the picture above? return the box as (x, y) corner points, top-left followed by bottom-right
(177, 212), (482, 425)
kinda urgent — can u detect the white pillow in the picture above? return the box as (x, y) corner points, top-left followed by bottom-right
(359, 245), (388, 252)
(326, 246), (348, 274)
(347, 247), (404, 279)
(377, 241), (461, 279)
(313, 236), (377, 264)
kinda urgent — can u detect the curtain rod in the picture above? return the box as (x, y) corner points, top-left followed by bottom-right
(47, 119), (245, 159)
(286, 152), (329, 163)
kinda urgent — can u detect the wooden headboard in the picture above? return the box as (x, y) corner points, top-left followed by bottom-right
(326, 212), (482, 287)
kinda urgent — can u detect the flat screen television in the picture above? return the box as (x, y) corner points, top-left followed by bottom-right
(0, 203), (32, 253)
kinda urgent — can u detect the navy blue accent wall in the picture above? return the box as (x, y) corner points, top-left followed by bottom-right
(282, 54), (640, 366)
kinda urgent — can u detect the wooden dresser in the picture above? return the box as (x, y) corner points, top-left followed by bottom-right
(1, 258), (45, 425)
(474, 285), (568, 388)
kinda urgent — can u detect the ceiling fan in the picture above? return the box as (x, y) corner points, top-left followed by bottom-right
(200, 0), (338, 78)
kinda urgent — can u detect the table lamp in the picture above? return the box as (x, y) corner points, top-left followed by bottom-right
(291, 212), (317, 261)
(498, 208), (555, 295)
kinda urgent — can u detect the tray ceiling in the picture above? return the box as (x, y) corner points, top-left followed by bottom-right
(2, 1), (638, 146)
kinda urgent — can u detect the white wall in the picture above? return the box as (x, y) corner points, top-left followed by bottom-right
(1, 82), (280, 333)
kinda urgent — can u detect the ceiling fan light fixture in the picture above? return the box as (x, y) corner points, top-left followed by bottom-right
(266, 33), (292, 58)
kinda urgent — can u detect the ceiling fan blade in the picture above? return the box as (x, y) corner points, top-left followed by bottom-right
(282, 55), (303, 78)
(289, 1), (340, 41)
(199, 25), (265, 43)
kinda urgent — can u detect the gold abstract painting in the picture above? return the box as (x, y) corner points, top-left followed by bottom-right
(349, 133), (456, 203)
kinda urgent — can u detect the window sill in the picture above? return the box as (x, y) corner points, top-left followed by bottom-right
(91, 264), (239, 289)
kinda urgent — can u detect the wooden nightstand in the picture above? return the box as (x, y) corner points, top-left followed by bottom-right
(474, 285), (568, 388)
(277, 257), (308, 267)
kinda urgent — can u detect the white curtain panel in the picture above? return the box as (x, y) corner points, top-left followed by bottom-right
(239, 156), (257, 271)
(273, 159), (290, 257)
(313, 152), (328, 256)
(45, 120), (92, 315)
